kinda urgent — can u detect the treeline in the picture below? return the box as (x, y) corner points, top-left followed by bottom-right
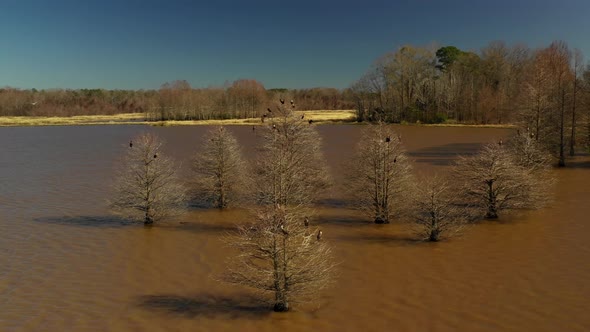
(351, 41), (589, 126)
(351, 40), (590, 160)
(0, 80), (355, 118)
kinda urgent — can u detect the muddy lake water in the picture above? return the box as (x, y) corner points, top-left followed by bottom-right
(1, 124), (589, 331)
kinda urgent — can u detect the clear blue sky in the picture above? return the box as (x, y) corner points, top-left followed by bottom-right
(1, 0), (589, 90)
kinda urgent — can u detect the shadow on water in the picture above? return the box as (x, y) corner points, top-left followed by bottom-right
(566, 160), (590, 169)
(33, 215), (136, 228)
(333, 232), (420, 245)
(315, 214), (370, 227)
(409, 142), (482, 165)
(137, 293), (270, 319)
(174, 221), (237, 234)
(315, 198), (352, 208)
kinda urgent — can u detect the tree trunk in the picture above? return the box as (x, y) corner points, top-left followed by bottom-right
(486, 181), (498, 219)
(570, 78), (577, 156)
(559, 88), (566, 167)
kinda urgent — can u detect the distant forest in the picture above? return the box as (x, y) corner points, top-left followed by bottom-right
(1, 40), (589, 128)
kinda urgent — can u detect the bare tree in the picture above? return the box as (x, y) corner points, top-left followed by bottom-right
(254, 103), (330, 208)
(192, 126), (249, 208)
(110, 133), (186, 225)
(409, 176), (465, 242)
(454, 142), (546, 220)
(222, 101), (334, 312)
(222, 205), (335, 312)
(348, 122), (413, 224)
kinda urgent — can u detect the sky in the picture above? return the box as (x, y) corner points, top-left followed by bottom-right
(1, 0), (589, 90)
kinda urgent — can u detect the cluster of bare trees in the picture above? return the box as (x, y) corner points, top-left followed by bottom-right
(351, 41), (590, 159)
(0, 81), (355, 118)
(346, 123), (554, 241)
(110, 101), (336, 312)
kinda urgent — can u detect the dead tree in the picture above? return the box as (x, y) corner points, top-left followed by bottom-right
(222, 100), (334, 312)
(347, 122), (413, 224)
(409, 176), (465, 242)
(192, 126), (249, 208)
(110, 133), (186, 225)
(222, 205), (335, 312)
(454, 142), (546, 220)
(254, 102), (330, 208)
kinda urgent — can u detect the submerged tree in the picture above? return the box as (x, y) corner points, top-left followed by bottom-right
(348, 122), (413, 224)
(192, 126), (249, 208)
(223, 205), (335, 312)
(254, 103), (330, 207)
(454, 142), (545, 219)
(110, 133), (186, 225)
(222, 101), (334, 312)
(409, 176), (465, 242)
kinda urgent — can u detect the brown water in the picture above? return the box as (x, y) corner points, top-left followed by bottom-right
(1, 125), (589, 332)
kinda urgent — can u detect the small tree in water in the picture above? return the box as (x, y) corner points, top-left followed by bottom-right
(409, 176), (465, 241)
(110, 133), (186, 225)
(222, 100), (335, 312)
(454, 142), (545, 220)
(223, 205), (335, 312)
(192, 126), (249, 208)
(348, 122), (413, 224)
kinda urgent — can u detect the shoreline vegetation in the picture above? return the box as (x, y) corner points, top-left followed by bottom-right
(0, 110), (516, 128)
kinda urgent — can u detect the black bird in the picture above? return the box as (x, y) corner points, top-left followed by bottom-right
(280, 99), (285, 104)
(267, 108), (272, 113)
(129, 141), (133, 148)
(280, 224), (289, 236)
(301, 114), (305, 119)
(308, 119), (313, 124)
(317, 230), (323, 241)
(385, 136), (391, 143)
(304, 216), (309, 227)
(154, 154), (158, 159)
(393, 156), (397, 163)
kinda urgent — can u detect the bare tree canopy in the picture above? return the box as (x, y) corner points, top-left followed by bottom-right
(347, 122), (413, 224)
(110, 133), (186, 225)
(454, 142), (547, 220)
(222, 205), (335, 312)
(409, 176), (465, 242)
(254, 103), (330, 208)
(192, 126), (249, 209)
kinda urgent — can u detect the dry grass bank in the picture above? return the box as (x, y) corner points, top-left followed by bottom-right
(0, 113), (145, 127)
(0, 110), (515, 129)
(0, 110), (357, 127)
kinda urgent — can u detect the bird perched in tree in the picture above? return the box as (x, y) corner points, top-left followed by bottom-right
(153, 154), (158, 159)
(308, 119), (313, 124)
(272, 124), (277, 130)
(267, 108), (272, 113)
(393, 156), (397, 163)
(304, 216), (309, 227)
(301, 114), (305, 119)
(385, 136), (391, 143)
(317, 230), (322, 241)
(129, 141), (133, 148)
(280, 99), (285, 104)
(280, 224), (289, 235)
